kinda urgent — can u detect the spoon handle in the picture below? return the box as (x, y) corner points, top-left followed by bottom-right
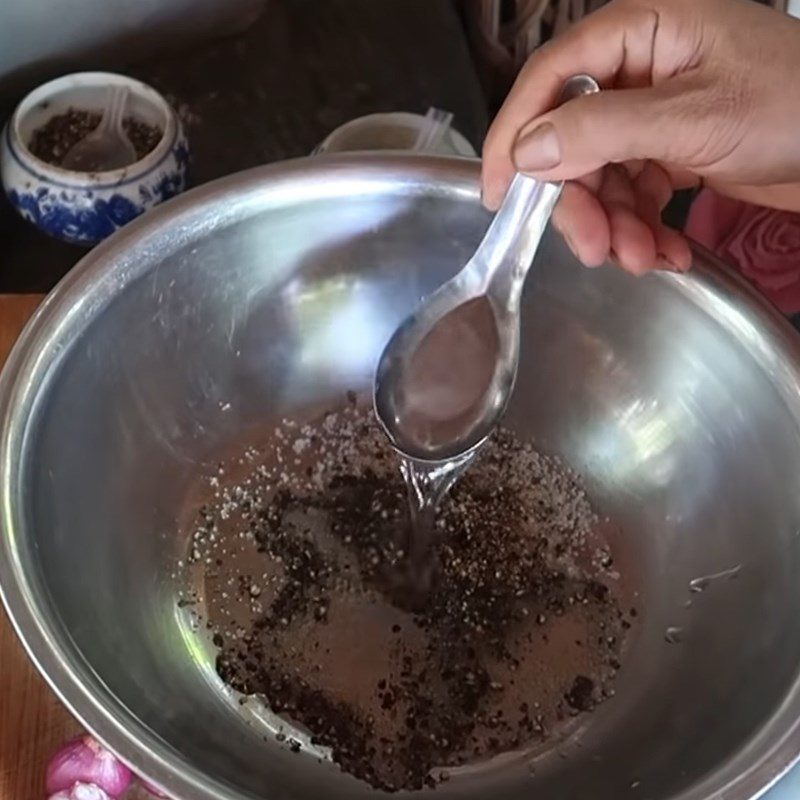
(475, 173), (563, 312)
(475, 74), (600, 314)
(98, 86), (128, 135)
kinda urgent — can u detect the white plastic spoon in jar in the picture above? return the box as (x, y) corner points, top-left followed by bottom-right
(62, 85), (137, 173)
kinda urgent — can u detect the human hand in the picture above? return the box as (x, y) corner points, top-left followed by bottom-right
(481, 0), (800, 274)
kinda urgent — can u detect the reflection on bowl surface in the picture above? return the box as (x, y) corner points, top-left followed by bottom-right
(2, 156), (800, 800)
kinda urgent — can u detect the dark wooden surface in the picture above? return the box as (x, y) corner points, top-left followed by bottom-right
(1, 0), (487, 294)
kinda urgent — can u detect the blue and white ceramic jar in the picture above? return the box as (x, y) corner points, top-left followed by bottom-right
(1, 72), (189, 246)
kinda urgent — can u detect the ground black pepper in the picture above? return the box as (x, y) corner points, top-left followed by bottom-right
(176, 402), (635, 791)
(29, 107), (163, 167)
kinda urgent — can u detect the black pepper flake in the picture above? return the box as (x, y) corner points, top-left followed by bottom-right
(564, 675), (595, 712)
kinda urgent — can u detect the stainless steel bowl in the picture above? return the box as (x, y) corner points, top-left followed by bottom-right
(3, 155), (800, 800)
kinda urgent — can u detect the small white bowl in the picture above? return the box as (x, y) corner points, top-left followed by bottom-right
(1, 72), (189, 246)
(314, 112), (476, 157)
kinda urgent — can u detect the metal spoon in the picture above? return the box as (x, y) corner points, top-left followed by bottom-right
(62, 85), (137, 172)
(374, 74), (599, 463)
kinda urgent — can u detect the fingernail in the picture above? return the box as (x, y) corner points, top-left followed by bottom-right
(513, 122), (561, 172)
(560, 229), (580, 261)
(482, 183), (502, 211)
(655, 257), (677, 273)
(656, 254), (690, 273)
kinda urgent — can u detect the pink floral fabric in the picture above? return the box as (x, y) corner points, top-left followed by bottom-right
(685, 189), (800, 315)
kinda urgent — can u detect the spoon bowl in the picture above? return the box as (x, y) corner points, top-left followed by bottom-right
(373, 279), (513, 462)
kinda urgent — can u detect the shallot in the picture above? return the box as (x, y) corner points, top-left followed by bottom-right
(46, 736), (132, 797)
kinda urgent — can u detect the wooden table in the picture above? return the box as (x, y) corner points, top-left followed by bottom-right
(0, 295), (80, 800)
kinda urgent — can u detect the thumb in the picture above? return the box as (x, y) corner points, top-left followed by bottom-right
(512, 82), (702, 181)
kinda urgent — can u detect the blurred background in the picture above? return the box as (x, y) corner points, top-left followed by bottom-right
(0, 0), (791, 293)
